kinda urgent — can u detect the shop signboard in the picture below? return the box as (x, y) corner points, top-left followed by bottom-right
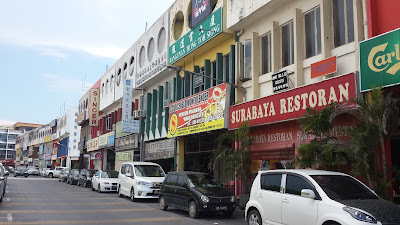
(272, 71), (289, 93)
(52, 141), (58, 155)
(169, 7), (222, 64)
(145, 139), (175, 161)
(311, 56), (337, 79)
(191, 0), (211, 28)
(44, 136), (51, 143)
(229, 73), (357, 129)
(116, 134), (139, 151)
(39, 145), (43, 155)
(360, 28), (400, 92)
(116, 152), (132, 161)
(168, 83), (230, 138)
(87, 137), (99, 152)
(70, 157), (79, 161)
(121, 79), (139, 133)
(77, 111), (85, 124)
(44, 154), (51, 160)
(115, 121), (131, 138)
(91, 152), (102, 160)
(89, 88), (99, 127)
(98, 131), (115, 148)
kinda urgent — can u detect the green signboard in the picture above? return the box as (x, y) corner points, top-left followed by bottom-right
(169, 7), (222, 64)
(360, 28), (400, 92)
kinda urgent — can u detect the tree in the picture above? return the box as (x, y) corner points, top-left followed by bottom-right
(210, 122), (254, 195)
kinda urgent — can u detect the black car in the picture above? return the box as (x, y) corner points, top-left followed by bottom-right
(159, 171), (236, 218)
(77, 169), (97, 188)
(66, 169), (80, 185)
(14, 166), (28, 177)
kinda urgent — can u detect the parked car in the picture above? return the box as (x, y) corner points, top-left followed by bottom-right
(0, 164), (9, 189)
(14, 166), (28, 177)
(27, 167), (39, 176)
(159, 171), (236, 218)
(66, 169), (80, 185)
(92, 170), (119, 192)
(6, 166), (14, 173)
(44, 166), (67, 178)
(245, 169), (400, 225)
(78, 169), (97, 187)
(39, 168), (48, 176)
(58, 169), (70, 182)
(118, 162), (165, 201)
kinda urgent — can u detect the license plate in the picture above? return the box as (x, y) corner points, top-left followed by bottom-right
(216, 206), (228, 210)
(153, 190), (159, 194)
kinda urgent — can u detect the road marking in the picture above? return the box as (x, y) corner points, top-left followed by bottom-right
(5, 191), (9, 194)
(5, 198), (10, 202)
(0, 217), (181, 224)
(6, 214), (12, 222)
(0, 208), (153, 214)
(6, 202), (130, 206)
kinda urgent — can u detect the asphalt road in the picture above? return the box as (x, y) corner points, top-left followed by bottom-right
(0, 175), (247, 225)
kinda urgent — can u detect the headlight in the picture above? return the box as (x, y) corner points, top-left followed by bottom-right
(87, 177), (91, 181)
(200, 195), (209, 203)
(136, 181), (153, 187)
(103, 182), (110, 185)
(343, 207), (377, 224)
(230, 196), (236, 202)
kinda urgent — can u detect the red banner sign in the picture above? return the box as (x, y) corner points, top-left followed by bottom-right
(229, 73), (356, 129)
(311, 56), (337, 78)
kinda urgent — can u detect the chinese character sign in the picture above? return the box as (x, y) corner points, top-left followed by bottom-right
(122, 80), (139, 133)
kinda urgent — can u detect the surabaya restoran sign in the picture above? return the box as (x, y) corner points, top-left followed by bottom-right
(229, 73), (357, 129)
(360, 28), (400, 92)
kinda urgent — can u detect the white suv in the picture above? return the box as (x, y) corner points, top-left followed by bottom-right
(245, 169), (400, 225)
(117, 162), (166, 201)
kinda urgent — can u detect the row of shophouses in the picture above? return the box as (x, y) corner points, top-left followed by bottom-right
(15, 0), (400, 196)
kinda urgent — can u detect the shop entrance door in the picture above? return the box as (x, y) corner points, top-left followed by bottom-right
(184, 153), (212, 174)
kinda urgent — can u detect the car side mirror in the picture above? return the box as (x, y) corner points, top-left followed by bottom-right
(181, 183), (188, 188)
(301, 189), (316, 199)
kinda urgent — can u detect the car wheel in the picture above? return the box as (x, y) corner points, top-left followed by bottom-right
(58, 178), (61, 182)
(98, 184), (101, 193)
(223, 210), (234, 218)
(118, 186), (123, 197)
(159, 196), (168, 211)
(130, 188), (136, 202)
(188, 201), (199, 218)
(49, 173), (53, 178)
(248, 209), (262, 225)
(325, 222), (341, 225)
(91, 184), (95, 191)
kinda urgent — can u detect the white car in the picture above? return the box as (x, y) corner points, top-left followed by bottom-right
(91, 170), (119, 192)
(118, 162), (165, 201)
(245, 169), (400, 225)
(44, 166), (67, 178)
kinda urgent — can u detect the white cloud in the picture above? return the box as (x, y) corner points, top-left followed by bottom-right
(41, 48), (68, 60)
(0, 120), (16, 126)
(42, 73), (90, 94)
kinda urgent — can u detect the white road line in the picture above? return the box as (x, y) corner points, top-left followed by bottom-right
(5, 190), (9, 194)
(7, 213), (12, 222)
(6, 198), (10, 202)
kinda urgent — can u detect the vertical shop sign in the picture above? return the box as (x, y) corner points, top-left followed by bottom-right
(191, 0), (211, 28)
(121, 79), (139, 133)
(89, 89), (99, 127)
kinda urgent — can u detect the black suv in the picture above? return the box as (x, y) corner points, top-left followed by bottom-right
(159, 171), (236, 218)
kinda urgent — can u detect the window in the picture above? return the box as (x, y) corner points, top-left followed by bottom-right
(261, 174), (282, 192)
(120, 165), (126, 175)
(285, 174), (315, 196)
(244, 39), (252, 80)
(282, 21), (294, 67)
(262, 33), (272, 74)
(7, 144), (15, 149)
(305, 7), (321, 58)
(0, 144), (6, 149)
(333, 0), (354, 47)
(166, 174), (179, 186)
(106, 117), (111, 131)
(177, 175), (186, 186)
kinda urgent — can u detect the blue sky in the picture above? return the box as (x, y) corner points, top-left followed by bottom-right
(0, 0), (174, 126)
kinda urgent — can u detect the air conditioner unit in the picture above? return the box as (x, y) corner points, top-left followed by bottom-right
(133, 110), (139, 119)
(163, 99), (170, 108)
(112, 124), (116, 131)
(97, 131), (101, 136)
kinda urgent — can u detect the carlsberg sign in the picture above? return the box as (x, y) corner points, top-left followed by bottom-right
(360, 28), (400, 92)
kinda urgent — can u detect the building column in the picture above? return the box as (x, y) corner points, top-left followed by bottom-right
(294, 8), (305, 87)
(176, 138), (185, 171)
(251, 32), (260, 99)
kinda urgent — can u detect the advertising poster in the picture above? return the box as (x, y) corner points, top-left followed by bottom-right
(168, 83), (229, 138)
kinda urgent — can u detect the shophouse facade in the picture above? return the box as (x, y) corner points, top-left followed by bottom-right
(226, 0), (366, 188)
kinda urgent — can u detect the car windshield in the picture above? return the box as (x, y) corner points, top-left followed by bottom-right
(88, 170), (96, 176)
(16, 166), (25, 171)
(101, 171), (119, 178)
(187, 174), (221, 189)
(311, 175), (378, 200)
(134, 165), (165, 177)
(73, 170), (79, 175)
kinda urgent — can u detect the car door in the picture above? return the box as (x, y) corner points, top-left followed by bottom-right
(281, 174), (319, 225)
(259, 173), (283, 225)
(164, 174), (179, 206)
(92, 171), (100, 189)
(126, 165), (135, 194)
(174, 175), (190, 208)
